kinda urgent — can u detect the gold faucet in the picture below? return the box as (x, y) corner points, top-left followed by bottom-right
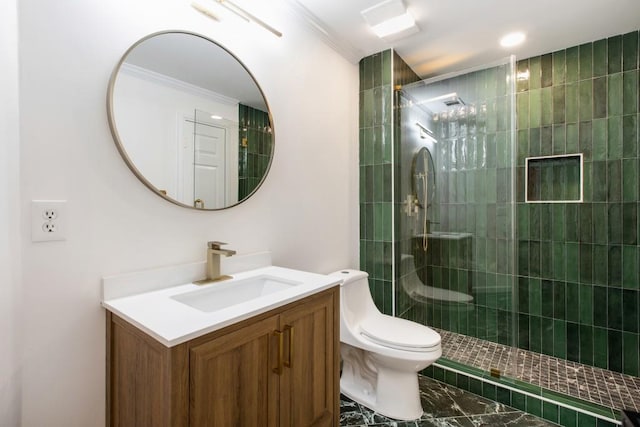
(194, 241), (236, 285)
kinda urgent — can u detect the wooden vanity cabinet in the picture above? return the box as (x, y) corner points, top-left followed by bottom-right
(106, 286), (339, 427)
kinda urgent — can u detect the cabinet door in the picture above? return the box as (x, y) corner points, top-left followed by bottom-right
(279, 290), (338, 427)
(190, 315), (280, 427)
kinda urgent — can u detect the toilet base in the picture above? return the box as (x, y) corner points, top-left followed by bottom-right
(340, 345), (425, 421)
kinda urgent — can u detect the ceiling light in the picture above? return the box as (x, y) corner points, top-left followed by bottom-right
(210, 115), (223, 120)
(500, 32), (526, 48)
(371, 12), (416, 38)
(361, 0), (418, 39)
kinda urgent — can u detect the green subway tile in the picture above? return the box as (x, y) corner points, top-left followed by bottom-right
(511, 391), (526, 411)
(566, 244), (579, 282)
(580, 324), (594, 365)
(373, 87), (383, 126)
(623, 70), (638, 114)
(580, 121), (593, 161)
(362, 89), (374, 126)
(517, 92), (529, 129)
(553, 319), (567, 358)
(594, 245), (609, 285)
(580, 284), (594, 324)
(623, 290), (639, 332)
(592, 161), (607, 202)
(530, 89), (541, 128)
(623, 245), (639, 288)
(623, 203), (637, 245)
(559, 406), (578, 427)
(594, 285), (608, 327)
(541, 87), (553, 126)
(541, 317), (554, 355)
(608, 160), (622, 202)
(609, 329), (623, 372)
(608, 287), (623, 330)
(361, 55), (373, 90)
(580, 43), (593, 80)
(372, 52), (382, 88)
(542, 401), (559, 423)
(517, 59), (530, 92)
(593, 327), (609, 369)
(608, 72), (623, 117)
(482, 382), (497, 401)
(623, 159), (639, 202)
(567, 322), (580, 362)
(593, 38), (608, 77)
(526, 395), (542, 417)
(623, 114), (638, 158)
(593, 77), (607, 119)
(592, 119), (607, 160)
(624, 332), (639, 376)
(528, 278), (542, 316)
(593, 203), (608, 244)
(565, 82), (579, 124)
(566, 46), (580, 83)
(608, 245), (623, 286)
(623, 30), (639, 71)
(553, 85), (566, 125)
(541, 53), (553, 87)
(553, 243), (566, 280)
(530, 56), (541, 89)
(579, 79), (593, 121)
(608, 116), (622, 159)
(553, 50), (566, 85)
(382, 50), (392, 85)
(578, 413), (597, 427)
(608, 35), (623, 74)
(566, 122), (579, 152)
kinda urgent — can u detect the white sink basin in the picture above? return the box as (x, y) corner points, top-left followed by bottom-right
(171, 275), (303, 313)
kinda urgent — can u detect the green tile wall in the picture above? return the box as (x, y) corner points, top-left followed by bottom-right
(359, 50), (420, 314)
(238, 104), (272, 200)
(359, 50), (394, 314)
(516, 30), (640, 377)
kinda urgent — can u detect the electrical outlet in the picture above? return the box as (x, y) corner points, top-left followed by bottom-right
(32, 200), (67, 242)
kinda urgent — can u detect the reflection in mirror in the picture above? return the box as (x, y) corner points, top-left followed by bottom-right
(108, 31), (273, 210)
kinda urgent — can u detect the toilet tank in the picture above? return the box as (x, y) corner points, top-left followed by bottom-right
(329, 269), (379, 328)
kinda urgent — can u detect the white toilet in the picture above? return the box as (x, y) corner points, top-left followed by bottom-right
(330, 269), (442, 421)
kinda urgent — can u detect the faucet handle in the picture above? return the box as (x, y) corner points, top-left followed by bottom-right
(207, 241), (228, 249)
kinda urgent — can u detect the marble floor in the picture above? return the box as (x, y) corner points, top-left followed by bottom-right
(339, 376), (558, 427)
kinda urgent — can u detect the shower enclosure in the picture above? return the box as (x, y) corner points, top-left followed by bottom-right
(361, 39), (640, 424)
(394, 57), (518, 374)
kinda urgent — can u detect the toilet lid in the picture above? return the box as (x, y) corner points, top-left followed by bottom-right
(360, 315), (441, 352)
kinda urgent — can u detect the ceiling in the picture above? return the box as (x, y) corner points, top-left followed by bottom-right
(289, 0), (640, 78)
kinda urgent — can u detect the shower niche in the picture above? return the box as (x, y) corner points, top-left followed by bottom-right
(525, 153), (583, 203)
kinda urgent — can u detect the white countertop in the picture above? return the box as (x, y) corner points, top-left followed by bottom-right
(102, 265), (341, 347)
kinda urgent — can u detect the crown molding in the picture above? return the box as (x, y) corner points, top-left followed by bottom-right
(119, 62), (239, 107)
(283, 0), (364, 64)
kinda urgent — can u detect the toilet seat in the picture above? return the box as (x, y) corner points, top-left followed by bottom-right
(360, 316), (441, 352)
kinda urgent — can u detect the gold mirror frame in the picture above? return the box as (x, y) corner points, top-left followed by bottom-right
(107, 30), (274, 210)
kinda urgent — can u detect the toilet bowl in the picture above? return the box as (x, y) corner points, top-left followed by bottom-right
(330, 269), (442, 421)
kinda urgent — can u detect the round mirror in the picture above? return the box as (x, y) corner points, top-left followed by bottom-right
(107, 31), (274, 210)
(412, 147), (436, 208)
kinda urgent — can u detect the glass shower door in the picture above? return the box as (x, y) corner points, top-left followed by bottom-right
(395, 57), (517, 376)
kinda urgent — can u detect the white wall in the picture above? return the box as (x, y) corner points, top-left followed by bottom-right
(17, 1), (359, 426)
(0, 0), (22, 424)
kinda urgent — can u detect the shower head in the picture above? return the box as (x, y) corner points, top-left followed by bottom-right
(418, 92), (466, 112)
(442, 94), (465, 107)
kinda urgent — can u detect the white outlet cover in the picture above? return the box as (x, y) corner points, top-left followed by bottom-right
(31, 200), (67, 242)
